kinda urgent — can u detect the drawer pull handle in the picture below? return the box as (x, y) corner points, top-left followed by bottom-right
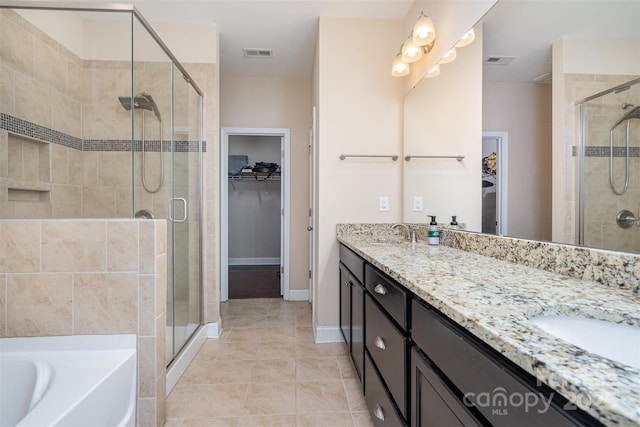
(374, 284), (387, 295)
(374, 336), (386, 350)
(373, 404), (385, 421)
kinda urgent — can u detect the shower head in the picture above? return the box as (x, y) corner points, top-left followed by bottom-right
(612, 105), (640, 129)
(118, 93), (161, 121)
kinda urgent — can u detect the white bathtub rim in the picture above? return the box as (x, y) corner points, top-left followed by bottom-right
(1, 335), (136, 427)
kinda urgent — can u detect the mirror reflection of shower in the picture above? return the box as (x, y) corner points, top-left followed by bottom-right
(609, 102), (640, 195)
(118, 93), (164, 193)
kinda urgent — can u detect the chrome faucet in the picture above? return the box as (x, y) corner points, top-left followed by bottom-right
(391, 223), (417, 243)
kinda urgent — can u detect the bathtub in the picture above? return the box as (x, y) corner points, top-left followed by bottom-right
(0, 334), (136, 427)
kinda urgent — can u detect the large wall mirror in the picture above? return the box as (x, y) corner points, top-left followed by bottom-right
(403, 0), (640, 254)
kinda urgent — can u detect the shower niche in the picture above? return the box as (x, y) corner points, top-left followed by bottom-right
(4, 133), (51, 214)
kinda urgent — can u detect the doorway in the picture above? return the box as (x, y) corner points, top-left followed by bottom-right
(221, 128), (290, 301)
(482, 132), (508, 236)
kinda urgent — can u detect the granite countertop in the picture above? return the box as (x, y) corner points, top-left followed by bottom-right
(337, 233), (640, 426)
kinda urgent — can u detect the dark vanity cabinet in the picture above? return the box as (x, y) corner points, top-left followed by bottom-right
(365, 264), (409, 425)
(338, 243), (602, 427)
(411, 299), (601, 427)
(339, 244), (365, 382)
(411, 347), (480, 426)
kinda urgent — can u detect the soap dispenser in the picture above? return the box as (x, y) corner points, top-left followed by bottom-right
(450, 216), (459, 230)
(428, 215), (440, 245)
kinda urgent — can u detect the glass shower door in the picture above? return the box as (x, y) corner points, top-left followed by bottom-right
(131, 16), (202, 366)
(167, 63), (202, 363)
(579, 79), (640, 253)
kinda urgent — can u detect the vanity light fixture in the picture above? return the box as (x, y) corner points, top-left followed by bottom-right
(412, 12), (436, 46)
(391, 51), (410, 77)
(425, 64), (440, 78)
(455, 28), (475, 48)
(401, 37), (423, 63)
(391, 12), (437, 77)
(440, 47), (457, 64)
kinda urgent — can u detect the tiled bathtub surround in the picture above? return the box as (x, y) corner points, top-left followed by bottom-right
(0, 219), (168, 427)
(336, 223), (640, 425)
(336, 223), (639, 294)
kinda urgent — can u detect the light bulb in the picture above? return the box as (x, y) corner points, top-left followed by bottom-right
(455, 28), (475, 48)
(425, 64), (440, 78)
(391, 54), (410, 77)
(401, 38), (422, 63)
(412, 15), (436, 46)
(440, 48), (457, 64)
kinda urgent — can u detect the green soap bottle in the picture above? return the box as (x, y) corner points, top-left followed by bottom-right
(428, 215), (440, 245)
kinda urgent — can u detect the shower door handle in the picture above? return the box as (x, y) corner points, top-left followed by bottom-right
(168, 198), (188, 223)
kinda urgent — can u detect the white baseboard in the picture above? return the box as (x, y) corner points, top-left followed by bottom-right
(207, 318), (222, 338)
(166, 325), (207, 396)
(287, 289), (310, 301)
(314, 325), (343, 343)
(229, 257), (280, 266)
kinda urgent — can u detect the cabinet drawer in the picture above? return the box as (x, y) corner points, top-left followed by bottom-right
(411, 347), (481, 427)
(365, 352), (406, 427)
(365, 264), (408, 330)
(340, 244), (365, 283)
(366, 294), (407, 418)
(411, 299), (579, 426)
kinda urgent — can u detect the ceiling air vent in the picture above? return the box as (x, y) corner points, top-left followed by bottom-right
(485, 56), (515, 65)
(243, 48), (273, 58)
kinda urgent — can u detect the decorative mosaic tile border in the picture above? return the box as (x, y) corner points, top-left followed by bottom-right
(1, 113), (82, 150)
(1, 113), (205, 152)
(572, 145), (640, 157)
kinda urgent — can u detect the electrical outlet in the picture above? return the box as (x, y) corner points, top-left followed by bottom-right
(413, 196), (423, 212)
(379, 196), (389, 212)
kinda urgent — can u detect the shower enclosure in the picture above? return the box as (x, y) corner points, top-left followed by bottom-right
(578, 78), (640, 253)
(0, 4), (203, 364)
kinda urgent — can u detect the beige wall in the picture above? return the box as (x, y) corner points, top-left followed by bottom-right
(403, 24), (483, 231)
(220, 74), (311, 291)
(0, 219), (167, 427)
(483, 81), (552, 241)
(315, 17), (403, 330)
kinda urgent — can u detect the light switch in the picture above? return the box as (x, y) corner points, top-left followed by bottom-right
(413, 196), (423, 212)
(379, 196), (389, 212)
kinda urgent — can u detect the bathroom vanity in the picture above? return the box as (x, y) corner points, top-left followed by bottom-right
(337, 225), (640, 426)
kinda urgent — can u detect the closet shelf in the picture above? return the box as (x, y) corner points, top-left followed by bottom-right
(228, 172), (281, 182)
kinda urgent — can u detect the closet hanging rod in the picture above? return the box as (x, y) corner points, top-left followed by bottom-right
(404, 155), (464, 162)
(339, 154), (399, 161)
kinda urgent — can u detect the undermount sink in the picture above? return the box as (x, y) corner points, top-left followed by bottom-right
(530, 315), (640, 370)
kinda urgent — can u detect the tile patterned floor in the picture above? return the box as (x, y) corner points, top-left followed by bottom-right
(165, 298), (374, 427)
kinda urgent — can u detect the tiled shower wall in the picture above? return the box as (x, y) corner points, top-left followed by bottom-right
(0, 8), (201, 222)
(562, 73), (640, 251)
(0, 8), (205, 330)
(0, 219), (168, 427)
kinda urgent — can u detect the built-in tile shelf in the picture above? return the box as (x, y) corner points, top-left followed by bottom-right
(7, 132), (51, 184)
(8, 186), (51, 202)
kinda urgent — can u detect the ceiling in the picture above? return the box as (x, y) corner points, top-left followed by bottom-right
(133, 0), (413, 77)
(482, 0), (640, 83)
